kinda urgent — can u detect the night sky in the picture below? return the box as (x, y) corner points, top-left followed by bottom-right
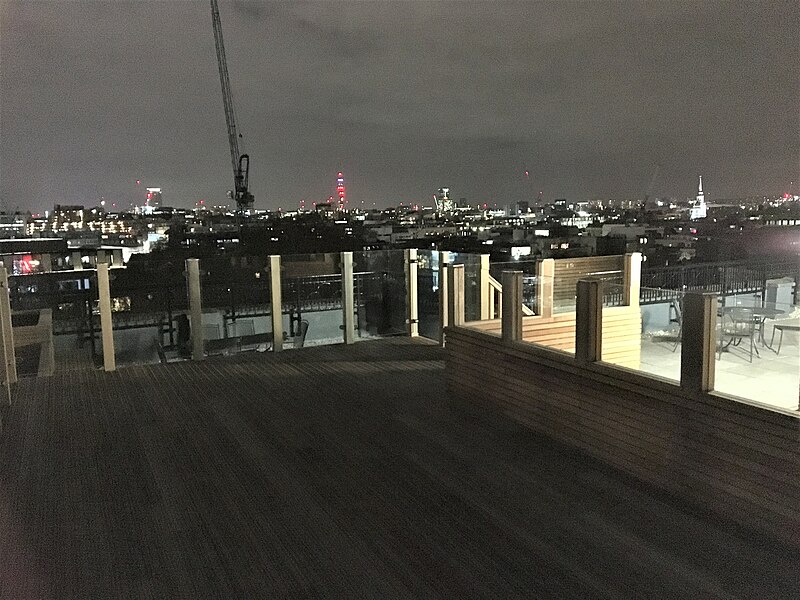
(1, 1), (798, 212)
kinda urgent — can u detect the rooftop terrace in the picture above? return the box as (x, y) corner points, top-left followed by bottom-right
(1, 338), (798, 598)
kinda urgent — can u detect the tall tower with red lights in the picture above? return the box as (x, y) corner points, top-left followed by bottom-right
(336, 171), (346, 210)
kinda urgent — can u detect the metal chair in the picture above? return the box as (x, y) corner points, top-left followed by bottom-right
(718, 308), (760, 363)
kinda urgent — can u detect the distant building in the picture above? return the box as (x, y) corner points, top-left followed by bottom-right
(146, 188), (162, 209)
(315, 203), (336, 218)
(0, 213), (28, 239)
(690, 176), (707, 220)
(435, 188), (453, 213)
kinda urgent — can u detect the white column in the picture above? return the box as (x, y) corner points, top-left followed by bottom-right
(624, 252), (642, 307)
(0, 267), (17, 391)
(479, 254), (491, 320)
(269, 255), (283, 351)
(404, 249), (419, 337)
(97, 263), (116, 371)
(501, 271), (523, 343)
(341, 252), (355, 344)
(438, 251), (450, 345)
(537, 258), (554, 317)
(448, 264), (465, 326)
(186, 258), (204, 361)
(72, 251), (84, 270)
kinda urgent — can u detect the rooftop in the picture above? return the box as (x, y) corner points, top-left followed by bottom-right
(1, 338), (796, 598)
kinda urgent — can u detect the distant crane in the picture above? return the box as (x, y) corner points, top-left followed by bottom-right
(210, 0), (254, 213)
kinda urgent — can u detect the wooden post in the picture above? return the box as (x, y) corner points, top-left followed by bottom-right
(479, 254), (491, 320)
(438, 251), (450, 345)
(341, 252), (354, 344)
(623, 252), (642, 307)
(97, 263), (116, 371)
(0, 267), (17, 392)
(269, 255), (283, 352)
(680, 292), (716, 393)
(404, 249), (419, 337)
(186, 258), (204, 361)
(575, 278), (602, 364)
(488, 281), (497, 320)
(501, 271), (523, 343)
(537, 258), (554, 317)
(448, 264), (465, 326)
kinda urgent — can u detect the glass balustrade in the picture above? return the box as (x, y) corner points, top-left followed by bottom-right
(8, 270), (101, 376)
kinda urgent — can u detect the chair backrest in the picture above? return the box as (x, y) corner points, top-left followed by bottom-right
(726, 308), (756, 336)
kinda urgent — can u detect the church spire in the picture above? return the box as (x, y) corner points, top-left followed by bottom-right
(691, 175), (707, 220)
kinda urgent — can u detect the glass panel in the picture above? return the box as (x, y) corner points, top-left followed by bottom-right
(197, 256), (274, 359)
(601, 284), (683, 384)
(9, 270), (100, 376)
(353, 250), (407, 338)
(521, 276), (539, 315)
(490, 260), (537, 280)
(281, 253), (343, 348)
(450, 253), (483, 322)
(416, 251), (440, 340)
(637, 288), (683, 383)
(715, 294), (800, 411)
(109, 259), (189, 367)
(552, 274), (577, 315)
(490, 261), (544, 317)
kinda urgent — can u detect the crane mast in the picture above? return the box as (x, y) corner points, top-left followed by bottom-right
(210, 0), (254, 213)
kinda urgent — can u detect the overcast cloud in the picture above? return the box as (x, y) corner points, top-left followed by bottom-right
(1, 0), (798, 211)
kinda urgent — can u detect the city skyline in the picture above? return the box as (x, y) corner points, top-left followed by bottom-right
(1, 0), (798, 212)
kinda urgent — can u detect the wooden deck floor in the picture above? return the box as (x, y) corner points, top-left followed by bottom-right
(1, 337), (797, 598)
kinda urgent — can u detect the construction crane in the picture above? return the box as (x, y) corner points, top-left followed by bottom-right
(210, 0), (254, 213)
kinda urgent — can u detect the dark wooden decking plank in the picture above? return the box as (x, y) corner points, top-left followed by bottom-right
(1, 338), (798, 598)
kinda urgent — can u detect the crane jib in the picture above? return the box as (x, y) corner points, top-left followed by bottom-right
(210, 0), (254, 212)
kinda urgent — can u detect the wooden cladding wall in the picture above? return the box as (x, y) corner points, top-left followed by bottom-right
(445, 326), (800, 547)
(467, 306), (641, 369)
(599, 307), (641, 370)
(552, 256), (625, 306)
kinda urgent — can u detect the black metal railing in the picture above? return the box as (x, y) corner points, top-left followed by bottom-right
(641, 260), (798, 303)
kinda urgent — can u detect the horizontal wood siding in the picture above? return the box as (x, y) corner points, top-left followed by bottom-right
(553, 256), (624, 306)
(466, 306), (641, 369)
(445, 326), (800, 547)
(600, 307), (641, 370)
